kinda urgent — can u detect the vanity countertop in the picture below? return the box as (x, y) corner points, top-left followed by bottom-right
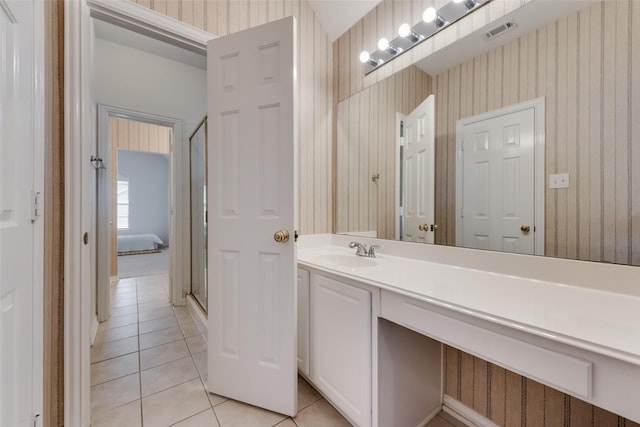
(297, 234), (640, 366)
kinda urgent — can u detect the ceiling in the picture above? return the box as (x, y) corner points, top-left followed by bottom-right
(308, 0), (382, 41)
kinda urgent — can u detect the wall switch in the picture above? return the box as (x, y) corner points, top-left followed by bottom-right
(549, 173), (569, 189)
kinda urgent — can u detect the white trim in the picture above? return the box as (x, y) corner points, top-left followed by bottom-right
(90, 314), (99, 345)
(97, 104), (183, 313)
(186, 294), (208, 338)
(394, 112), (405, 241)
(65, 0), (92, 425)
(32, 0), (45, 419)
(455, 96), (546, 256)
(86, 0), (214, 52)
(442, 395), (500, 427)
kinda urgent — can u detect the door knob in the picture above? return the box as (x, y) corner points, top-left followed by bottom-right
(274, 229), (290, 243)
(520, 225), (531, 233)
(418, 224), (429, 232)
(430, 224), (438, 232)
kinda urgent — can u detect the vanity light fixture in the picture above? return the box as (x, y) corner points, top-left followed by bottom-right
(377, 37), (399, 55)
(422, 7), (446, 28)
(359, 0), (492, 75)
(359, 50), (380, 66)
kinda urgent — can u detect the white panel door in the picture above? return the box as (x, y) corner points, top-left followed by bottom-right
(207, 17), (298, 416)
(460, 108), (535, 254)
(0, 0), (42, 425)
(402, 95), (435, 243)
(297, 268), (309, 376)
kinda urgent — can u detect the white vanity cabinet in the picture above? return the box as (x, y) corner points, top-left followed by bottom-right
(297, 268), (310, 376)
(310, 272), (373, 427)
(296, 266), (375, 427)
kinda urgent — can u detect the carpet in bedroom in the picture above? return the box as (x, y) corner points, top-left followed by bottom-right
(118, 247), (169, 278)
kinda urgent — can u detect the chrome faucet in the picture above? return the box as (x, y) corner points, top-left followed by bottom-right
(349, 242), (381, 258)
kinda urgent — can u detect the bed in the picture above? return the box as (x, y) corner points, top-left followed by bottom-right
(117, 233), (164, 255)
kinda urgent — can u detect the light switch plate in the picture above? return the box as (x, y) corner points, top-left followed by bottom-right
(549, 173), (569, 189)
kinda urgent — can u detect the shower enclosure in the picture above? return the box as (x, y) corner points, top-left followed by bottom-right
(189, 117), (207, 312)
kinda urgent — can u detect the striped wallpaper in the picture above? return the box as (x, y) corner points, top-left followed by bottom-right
(130, 0), (334, 236)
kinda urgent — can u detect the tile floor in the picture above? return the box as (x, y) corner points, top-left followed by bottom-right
(90, 274), (353, 427)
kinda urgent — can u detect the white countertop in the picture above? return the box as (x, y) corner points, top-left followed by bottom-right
(297, 234), (640, 366)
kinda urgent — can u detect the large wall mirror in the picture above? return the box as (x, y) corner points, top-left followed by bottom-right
(336, 0), (640, 267)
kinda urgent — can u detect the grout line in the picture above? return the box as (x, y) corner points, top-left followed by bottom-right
(136, 276), (146, 427)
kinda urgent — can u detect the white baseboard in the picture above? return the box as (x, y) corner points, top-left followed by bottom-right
(90, 314), (99, 346)
(442, 395), (500, 427)
(186, 295), (208, 339)
(417, 406), (442, 427)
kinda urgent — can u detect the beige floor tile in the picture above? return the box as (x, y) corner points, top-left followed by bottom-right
(138, 295), (169, 306)
(91, 336), (139, 364)
(192, 351), (207, 381)
(273, 419), (296, 427)
(436, 411), (467, 427)
(111, 304), (138, 318)
(293, 399), (351, 427)
(142, 356), (199, 397)
(140, 326), (183, 350)
(142, 378), (211, 427)
(138, 306), (175, 323)
(425, 414), (457, 427)
(179, 320), (202, 338)
(111, 290), (137, 300)
(98, 313), (138, 330)
(170, 408), (220, 427)
(140, 339), (190, 370)
(297, 376), (321, 411)
(91, 400), (142, 427)
(91, 352), (139, 386)
(208, 392), (228, 408)
(111, 296), (138, 309)
(139, 315), (179, 335)
(139, 300), (172, 313)
(94, 323), (138, 345)
(186, 334), (207, 355)
(214, 400), (287, 427)
(91, 373), (140, 416)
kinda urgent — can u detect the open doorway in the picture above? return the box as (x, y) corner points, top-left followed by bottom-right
(111, 117), (171, 279)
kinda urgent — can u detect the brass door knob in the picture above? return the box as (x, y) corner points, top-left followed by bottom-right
(430, 224), (438, 232)
(274, 229), (290, 243)
(521, 225), (531, 233)
(418, 224), (429, 232)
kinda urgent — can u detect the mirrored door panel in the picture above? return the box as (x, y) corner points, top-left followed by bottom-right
(189, 117), (207, 312)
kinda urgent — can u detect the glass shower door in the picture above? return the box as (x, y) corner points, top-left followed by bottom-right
(189, 117), (207, 312)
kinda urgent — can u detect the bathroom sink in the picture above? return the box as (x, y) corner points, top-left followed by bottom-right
(314, 253), (388, 268)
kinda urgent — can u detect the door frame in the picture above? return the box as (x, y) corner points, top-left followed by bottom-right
(65, 1), (213, 424)
(455, 96), (545, 256)
(394, 112), (405, 240)
(96, 105), (182, 320)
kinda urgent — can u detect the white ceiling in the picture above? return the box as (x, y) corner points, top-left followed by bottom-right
(308, 0), (382, 41)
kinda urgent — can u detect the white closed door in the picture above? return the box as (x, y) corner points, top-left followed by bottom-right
(1, 0), (42, 425)
(459, 108), (535, 254)
(207, 16), (298, 416)
(402, 95), (435, 243)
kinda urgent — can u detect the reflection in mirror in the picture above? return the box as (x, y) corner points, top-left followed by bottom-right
(336, 0), (640, 266)
(189, 116), (208, 312)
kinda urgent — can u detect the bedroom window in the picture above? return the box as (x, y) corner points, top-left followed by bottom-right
(117, 179), (130, 230)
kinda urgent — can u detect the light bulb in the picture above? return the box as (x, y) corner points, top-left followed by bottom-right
(359, 51), (370, 64)
(423, 7), (437, 23)
(398, 23), (411, 38)
(453, 0), (464, 3)
(378, 37), (389, 51)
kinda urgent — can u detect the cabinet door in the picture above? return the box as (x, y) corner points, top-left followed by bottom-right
(297, 268), (310, 376)
(311, 274), (371, 426)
